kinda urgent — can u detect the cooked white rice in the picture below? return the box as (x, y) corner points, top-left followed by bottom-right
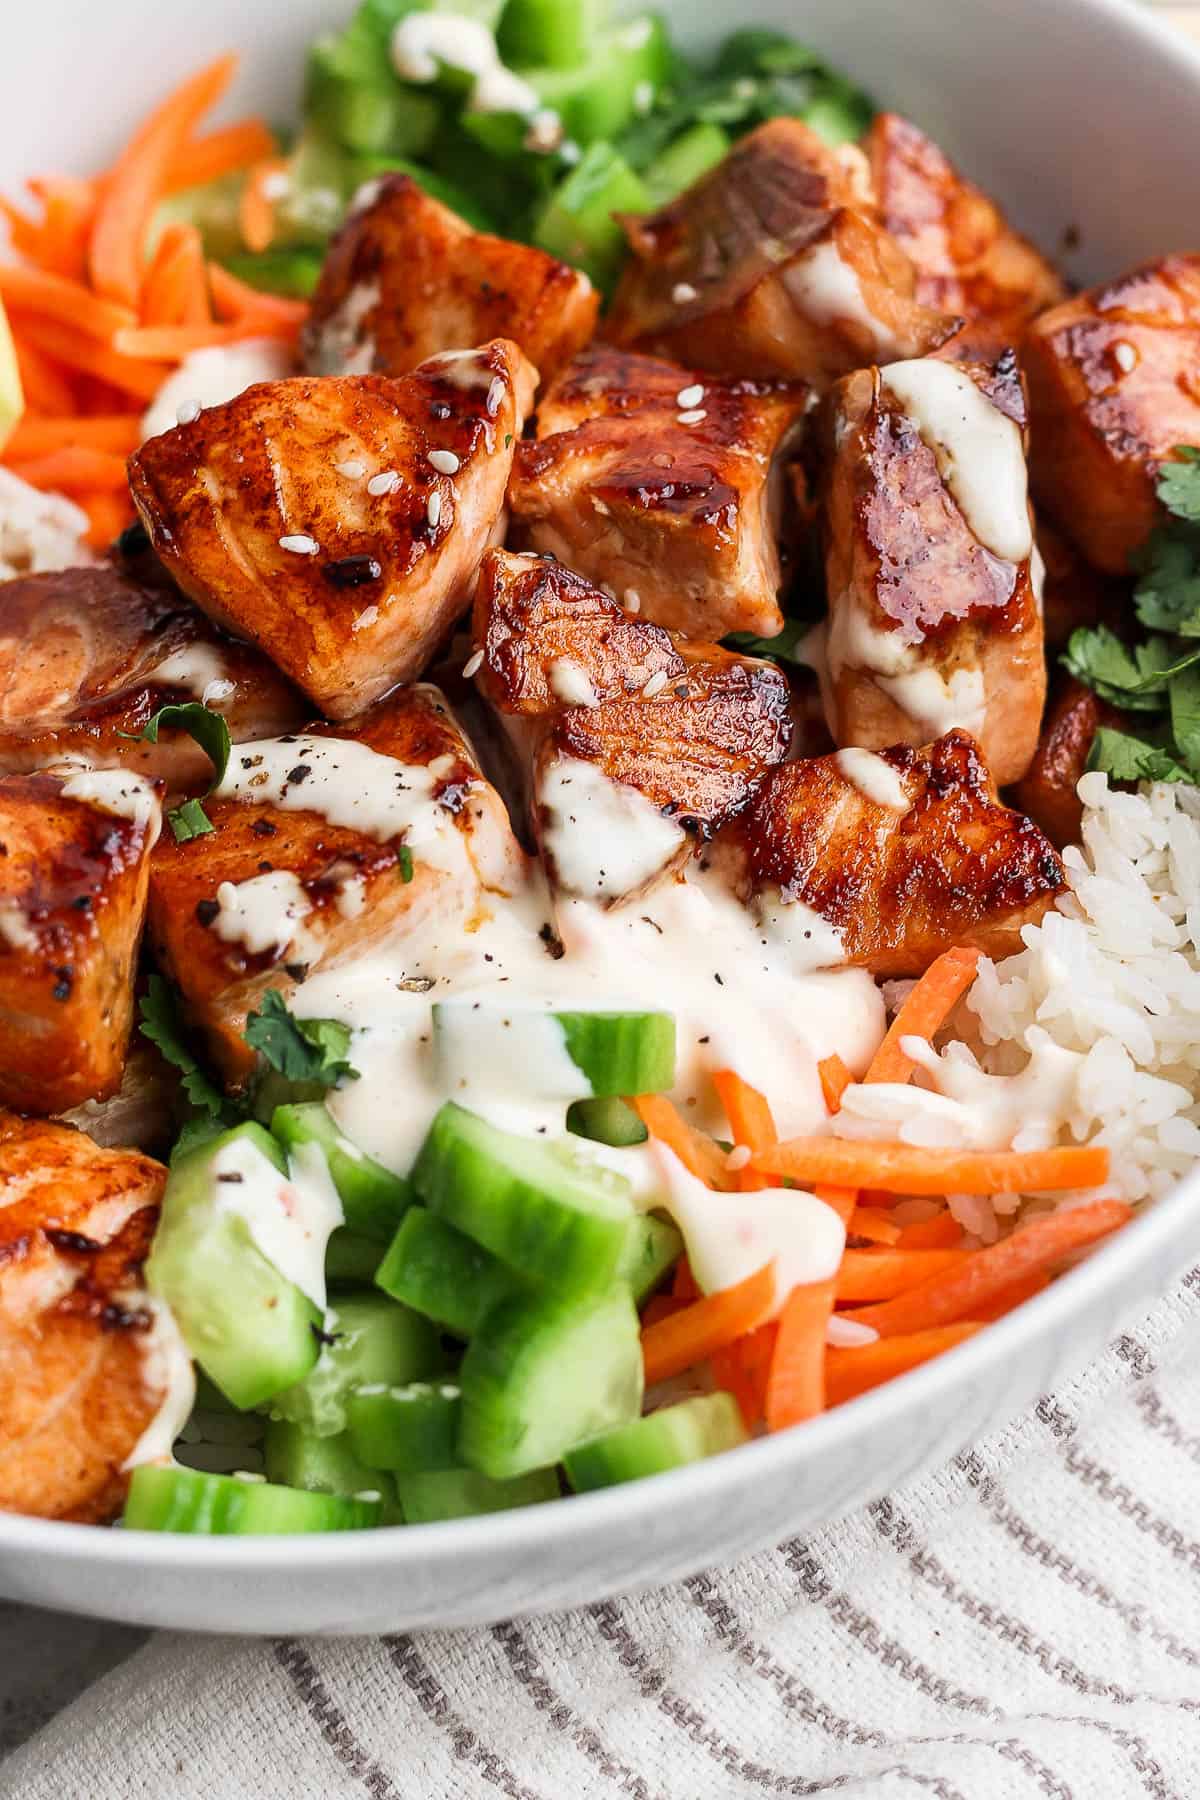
(0, 465), (93, 580)
(834, 773), (1200, 1241)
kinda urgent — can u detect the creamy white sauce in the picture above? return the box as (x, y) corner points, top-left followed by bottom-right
(784, 239), (890, 350)
(755, 896), (846, 974)
(878, 664), (987, 740)
(150, 643), (237, 708)
(140, 339), (294, 442)
(826, 593), (988, 739)
(424, 347), (501, 392)
(210, 1134), (343, 1309)
(123, 1297), (197, 1469)
(392, 13), (539, 115)
(648, 1143), (846, 1308)
(0, 901), (37, 952)
(834, 748), (910, 812)
(433, 1001), (592, 1116)
(306, 281), (381, 377)
(880, 360), (1033, 564)
(213, 871), (314, 958)
(538, 755), (686, 902)
(58, 767), (162, 844)
(548, 658), (599, 709)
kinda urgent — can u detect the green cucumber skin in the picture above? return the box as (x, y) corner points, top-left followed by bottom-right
(263, 1419), (401, 1523)
(271, 1102), (411, 1242)
(346, 1382), (462, 1473)
(532, 144), (650, 291)
(618, 1214), (684, 1303)
(413, 1103), (634, 1299)
(397, 1466), (559, 1523)
(496, 0), (606, 69)
(146, 1123), (320, 1411)
(326, 1229), (386, 1286)
(375, 1205), (518, 1337)
(269, 1293), (444, 1437)
(430, 1005), (674, 1100)
(123, 1465), (379, 1534)
(458, 1285), (643, 1480)
(563, 1392), (748, 1492)
(566, 1095), (648, 1149)
(642, 122), (730, 208)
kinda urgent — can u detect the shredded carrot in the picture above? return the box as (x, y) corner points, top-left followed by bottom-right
(238, 157), (285, 254)
(825, 1324), (983, 1408)
(8, 447), (131, 492)
(641, 1263), (777, 1386)
(2, 413), (140, 459)
(751, 1138), (1110, 1197)
(79, 489), (135, 547)
(208, 262), (308, 329)
(0, 196), (41, 260)
(631, 1094), (729, 1189)
(712, 1069), (776, 1192)
(814, 1184), (856, 1225)
(818, 1053), (853, 1113)
(0, 265), (137, 341)
(864, 947), (981, 1086)
(711, 1320), (778, 1429)
(897, 1211), (964, 1250)
(89, 54), (237, 308)
(848, 1200), (1131, 1337)
(969, 1271), (1051, 1322)
(640, 1294), (685, 1328)
(14, 315), (169, 401)
(671, 1258), (699, 1303)
(847, 1206), (902, 1246)
(12, 339), (76, 415)
(764, 1280), (835, 1430)
(113, 322), (241, 359)
(835, 1246), (969, 1303)
(141, 224), (210, 327)
(28, 179), (97, 282)
(164, 119), (278, 193)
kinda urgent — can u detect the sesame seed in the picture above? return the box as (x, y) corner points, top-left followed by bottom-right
(676, 383), (705, 409)
(652, 452), (673, 468)
(486, 377), (506, 417)
(428, 449), (461, 475)
(278, 533), (319, 555)
(677, 409), (707, 426)
(176, 400), (201, 425)
(351, 605), (379, 633)
(826, 1316), (880, 1348)
(463, 649), (484, 678)
(642, 669), (669, 698)
(672, 281), (698, 304)
(367, 470), (400, 496)
(427, 490), (443, 529)
(1113, 340), (1137, 373)
(334, 459), (366, 480)
(725, 1144), (752, 1171)
(624, 588), (641, 613)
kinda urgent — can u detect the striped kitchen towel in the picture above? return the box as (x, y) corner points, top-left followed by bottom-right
(5, 1267), (1200, 1798)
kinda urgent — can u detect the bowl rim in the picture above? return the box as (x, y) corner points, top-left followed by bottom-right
(4, 0), (1200, 1578)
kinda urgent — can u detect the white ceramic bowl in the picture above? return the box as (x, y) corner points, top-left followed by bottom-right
(2, 0), (1199, 1637)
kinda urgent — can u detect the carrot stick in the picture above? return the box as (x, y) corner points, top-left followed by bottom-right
(818, 1053), (852, 1113)
(750, 1138), (1110, 1197)
(29, 179), (97, 281)
(0, 197), (41, 260)
(114, 322), (240, 359)
(712, 1068), (776, 1192)
(897, 1211), (964, 1250)
(671, 1258), (699, 1302)
(164, 119), (278, 192)
(640, 1294), (685, 1328)
(8, 446), (131, 491)
(2, 413), (140, 458)
(208, 262), (308, 328)
(631, 1094), (729, 1190)
(969, 1271), (1051, 1322)
(238, 157), (285, 254)
(864, 947), (981, 1086)
(79, 490), (135, 547)
(825, 1323), (983, 1408)
(835, 1246), (970, 1303)
(641, 1262), (777, 1386)
(847, 1206), (902, 1245)
(0, 265), (137, 341)
(711, 1319), (777, 1428)
(849, 1200), (1131, 1337)
(14, 315), (169, 401)
(765, 1280), (835, 1429)
(814, 1183), (856, 1225)
(12, 338), (76, 414)
(141, 224), (209, 327)
(89, 54), (237, 307)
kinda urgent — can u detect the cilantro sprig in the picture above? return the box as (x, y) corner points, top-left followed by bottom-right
(1064, 447), (1200, 786)
(120, 701), (231, 843)
(243, 990), (360, 1087)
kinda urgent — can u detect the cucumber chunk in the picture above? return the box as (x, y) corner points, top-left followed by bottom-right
(327, 1228), (385, 1286)
(527, 15), (675, 146)
(642, 122), (730, 207)
(123, 1465), (379, 1534)
(263, 1419), (401, 1522)
(618, 1213), (683, 1303)
(271, 1102), (411, 1242)
(533, 143), (649, 290)
(375, 1206), (518, 1337)
(432, 1004), (674, 1100)
(220, 249), (324, 299)
(413, 1102), (635, 1297)
(347, 1381), (462, 1472)
(497, 0), (607, 69)
(307, 35), (441, 158)
(566, 1095), (647, 1148)
(563, 1393), (747, 1491)
(397, 1466), (559, 1523)
(146, 1123), (321, 1411)
(269, 1293), (444, 1437)
(459, 1285), (642, 1479)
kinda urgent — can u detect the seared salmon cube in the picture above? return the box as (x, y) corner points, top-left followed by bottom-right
(0, 768), (160, 1114)
(128, 342), (537, 717)
(1023, 255), (1200, 573)
(304, 172), (598, 386)
(507, 347), (809, 641)
(1012, 676), (1124, 849)
(818, 352), (1044, 785)
(606, 118), (958, 386)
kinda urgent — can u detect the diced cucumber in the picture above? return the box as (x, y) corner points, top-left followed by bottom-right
(219, 249), (324, 299)
(527, 15), (675, 146)
(146, 1123), (321, 1411)
(273, 131), (361, 246)
(251, 1071), (330, 1126)
(413, 1103), (635, 1297)
(800, 83), (874, 147)
(431, 1005), (674, 1100)
(327, 1228), (385, 1286)
(307, 34), (441, 158)
(269, 1293), (444, 1437)
(123, 1465), (379, 1534)
(497, 0), (607, 69)
(271, 1103), (410, 1243)
(350, 153), (499, 230)
(642, 122), (730, 207)
(263, 1418), (401, 1522)
(347, 1381), (462, 1472)
(151, 172), (246, 261)
(375, 1205), (518, 1337)
(618, 1213), (683, 1303)
(533, 143), (649, 289)
(563, 1393), (747, 1491)
(397, 1465), (559, 1522)
(459, 1284), (642, 1478)
(567, 1096), (648, 1148)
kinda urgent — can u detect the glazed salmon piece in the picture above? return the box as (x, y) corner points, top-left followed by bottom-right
(606, 118), (958, 386)
(0, 1117), (170, 1523)
(304, 173), (598, 386)
(1023, 255), (1200, 574)
(864, 113), (1065, 351)
(0, 564), (307, 790)
(1034, 515), (1129, 651)
(128, 342), (537, 717)
(473, 550), (792, 903)
(507, 347), (809, 641)
(1012, 677), (1124, 849)
(713, 730), (1065, 978)
(147, 683), (524, 1085)
(0, 768), (160, 1114)
(818, 352), (1044, 785)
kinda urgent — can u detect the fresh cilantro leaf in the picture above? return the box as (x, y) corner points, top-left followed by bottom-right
(167, 797), (215, 843)
(244, 989), (360, 1087)
(396, 845), (414, 883)
(1158, 447), (1200, 525)
(1088, 727), (1192, 785)
(724, 617), (817, 664)
(121, 702), (231, 785)
(1134, 528), (1200, 633)
(1170, 662), (1200, 770)
(138, 975), (228, 1119)
(170, 1114), (229, 1163)
(1061, 625), (1173, 709)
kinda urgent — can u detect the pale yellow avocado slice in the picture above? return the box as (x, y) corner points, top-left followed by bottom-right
(0, 295), (23, 453)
